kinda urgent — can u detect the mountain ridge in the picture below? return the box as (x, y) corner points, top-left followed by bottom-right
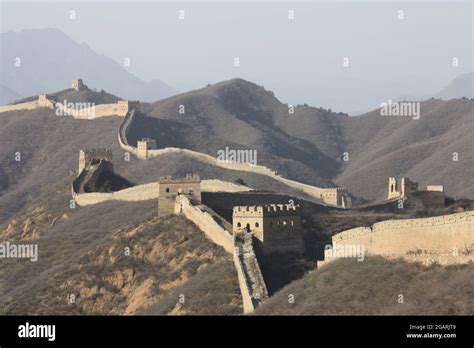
(0, 28), (177, 104)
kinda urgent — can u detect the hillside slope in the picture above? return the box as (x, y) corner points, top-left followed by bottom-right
(0, 94), (323, 224)
(256, 257), (474, 315)
(0, 77), (472, 224)
(0, 192), (241, 315)
(336, 98), (474, 199)
(141, 78), (342, 185)
(0, 84), (22, 104)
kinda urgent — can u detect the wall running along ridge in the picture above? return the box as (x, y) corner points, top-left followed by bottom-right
(174, 195), (269, 313)
(71, 178), (251, 206)
(117, 109), (138, 154)
(233, 233), (270, 313)
(318, 211), (474, 266)
(117, 110), (346, 206)
(174, 195), (234, 253)
(0, 96), (131, 118)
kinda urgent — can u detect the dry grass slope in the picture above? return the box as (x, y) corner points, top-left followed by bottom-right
(0, 198), (242, 315)
(255, 256), (474, 315)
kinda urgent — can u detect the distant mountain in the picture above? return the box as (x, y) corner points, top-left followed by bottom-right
(435, 71), (473, 99)
(0, 28), (177, 103)
(395, 72), (474, 102)
(0, 84), (21, 104)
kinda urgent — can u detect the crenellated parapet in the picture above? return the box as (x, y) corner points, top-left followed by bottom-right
(318, 211), (474, 267)
(232, 203), (303, 255)
(158, 174), (201, 216)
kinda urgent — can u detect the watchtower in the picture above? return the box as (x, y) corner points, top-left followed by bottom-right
(232, 204), (303, 255)
(322, 187), (348, 206)
(117, 100), (140, 115)
(158, 174), (201, 216)
(78, 149), (113, 173)
(72, 79), (84, 91)
(388, 177), (419, 199)
(137, 138), (157, 159)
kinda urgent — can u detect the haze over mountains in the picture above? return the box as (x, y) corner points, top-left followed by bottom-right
(1, 24), (472, 114)
(436, 72), (474, 99)
(0, 29), (177, 104)
(396, 72), (474, 102)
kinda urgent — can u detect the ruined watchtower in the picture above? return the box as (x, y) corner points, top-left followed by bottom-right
(78, 149), (113, 173)
(72, 79), (84, 91)
(387, 177), (445, 208)
(117, 100), (140, 115)
(387, 177), (418, 199)
(137, 138), (157, 159)
(232, 204), (303, 255)
(158, 174), (201, 216)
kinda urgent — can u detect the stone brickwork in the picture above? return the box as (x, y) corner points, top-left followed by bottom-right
(116, 113), (349, 207)
(387, 177), (445, 208)
(71, 79), (85, 91)
(174, 195), (269, 313)
(388, 177), (419, 199)
(233, 232), (269, 313)
(158, 174), (201, 216)
(322, 187), (349, 207)
(137, 138), (157, 159)
(72, 179), (250, 207)
(232, 204), (303, 255)
(0, 80), (139, 118)
(117, 100), (139, 114)
(174, 195), (234, 253)
(319, 211), (474, 266)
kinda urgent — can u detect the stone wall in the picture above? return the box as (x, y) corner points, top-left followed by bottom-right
(173, 195), (269, 313)
(233, 233), (269, 313)
(319, 211), (474, 266)
(115, 112), (346, 206)
(118, 141), (343, 206)
(175, 195), (234, 253)
(200, 179), (252, 193)
(0, 95), (134, 119)
(117, 109), (138, 154)
(72, 179), (252, 207)
(0, 97), (52, 113)
(72, 182), (161, 206)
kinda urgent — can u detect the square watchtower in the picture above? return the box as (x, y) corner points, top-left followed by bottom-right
(137, 138), (157, 159)
(232, 204), (303, 255)
(72, 79), (84, 91)
(158, 174), (201, 216)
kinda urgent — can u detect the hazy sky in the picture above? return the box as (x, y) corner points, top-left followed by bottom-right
(1, 0), (472, 113)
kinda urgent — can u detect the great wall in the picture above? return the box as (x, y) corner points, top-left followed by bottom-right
(0, 94), (136, 119)
(173, 195), (270, 313)
(116, 104), (350, 206)
(2, 79), (473, 314)
(0, 81), (351, 208)
(318, 211), (474, 267)
(72, 177), (251, 207)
